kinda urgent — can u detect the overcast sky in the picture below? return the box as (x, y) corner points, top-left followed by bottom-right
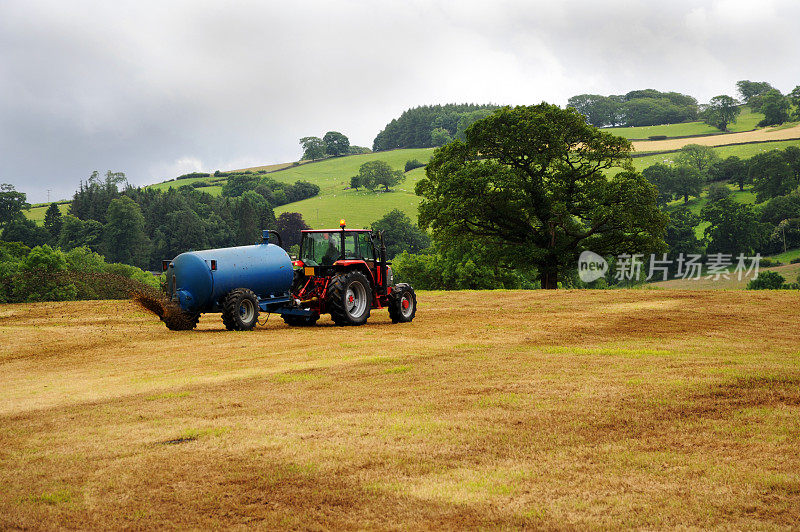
(2, 0), (799, 203)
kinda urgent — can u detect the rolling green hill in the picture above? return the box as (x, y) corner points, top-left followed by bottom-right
(141, 148), (435, 229)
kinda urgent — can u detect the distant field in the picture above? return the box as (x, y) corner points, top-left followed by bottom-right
(652, 262), (800, 289)
(632, 123), (800, 153)
(631, 138), (800, 171)
(667, 184), (757, 215)
(603, 106), (763, 140)
(275, 166), (427, 229)
(145, 176), (226, 193)
(138, 148), (435, 228)
(605, 122), (720, 139)
(22, 202), (71, 225)
(259, 148), (434, 190)
(230, 162), (298, 173)
(1, 291), (798, 529)
(770, 248), (800, 263)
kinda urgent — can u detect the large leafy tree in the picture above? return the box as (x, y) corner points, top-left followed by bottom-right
(665, 208), (703, 257)
(43, 203), (63, 240)
(299, 136), (326, 160)
(701, 197), (769, 255)
(756, 89), (790, 126)
(0, 184), (29, 228)
(57, 215), (103, 252)
(708, 156), (748, 189)
(275, 212), (310, 250)
(323, 131), (350, 156)
(371, 209), (431, 259)
(103, 196), (150, 267)
(748, 151), (797, 202)
(566, 94), (621, 127)
(700, 95), (741, 131)
(232, 191), (275, 246)
(353, 160), (405, 192)
(790, 86), (800, 119)
(1, 218), (50, 248)
(416, 104), (668, 289)
(736, 80), (775, 105)
(671, 166), (704, 204)
(675, 144), (719, 178)
(641, 164), (676, 206)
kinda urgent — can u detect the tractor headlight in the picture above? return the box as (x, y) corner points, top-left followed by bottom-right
(387, 267), (394, 286)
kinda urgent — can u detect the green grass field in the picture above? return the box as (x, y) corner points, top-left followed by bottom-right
(603, 107), (763, 139)
(22, 202), (71, 226)
(261, 148), (434, 189)
(138, 148), (435, 228)
(145, 176), (226, 193)
(275, 166), (428, 229)
(769, 248), (800, 263)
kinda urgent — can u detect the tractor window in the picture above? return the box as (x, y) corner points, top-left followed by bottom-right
(343, 234), (359, 259)
(358, 233), (375, 261)
(300, 232), (341, 266)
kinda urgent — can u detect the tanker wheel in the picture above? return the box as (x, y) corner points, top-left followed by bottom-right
(221, 288), (260, 331)
(282, 314), (319, 327)
(328, 271), (372, 326)
(388, 283), (417, 323)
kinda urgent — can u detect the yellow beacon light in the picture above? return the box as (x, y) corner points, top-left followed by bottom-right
(339, 219), (346, 228)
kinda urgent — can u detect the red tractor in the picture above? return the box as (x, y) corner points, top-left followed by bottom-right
(284, 220), (417, 326)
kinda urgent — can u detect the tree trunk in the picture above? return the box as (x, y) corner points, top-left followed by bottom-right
(541, 270), (558, 289)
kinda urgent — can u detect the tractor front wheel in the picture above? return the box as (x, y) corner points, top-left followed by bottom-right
(221, 288), (260, 331)
(328, 271), (372, 326)
(388, 283), (416, 323)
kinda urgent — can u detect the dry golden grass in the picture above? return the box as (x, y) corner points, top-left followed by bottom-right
(632, 123), (800, 152)
(1, 290), (799, 529)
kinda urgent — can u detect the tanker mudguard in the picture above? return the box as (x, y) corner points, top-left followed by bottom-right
(165, 242), (294, 313)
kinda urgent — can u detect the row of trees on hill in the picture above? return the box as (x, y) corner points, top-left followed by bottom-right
(299, 132), (371, 160)
(0, 172), (286, 271)
(220, 171), (319, 205)
(372, 104), (499, 151)
(0, 241), (158, 303)
(736, 80), (800, 126)
(641, 144), (800, 257)
(567, 81), (800, 130)
(643, 145), (800, 206)
(567, 89), (698, 128)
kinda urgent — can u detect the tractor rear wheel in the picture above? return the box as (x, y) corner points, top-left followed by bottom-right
(221, 288), (260, 331)
(388, 283), (416, 323)
(328, 271), (372, 326)
(282, 314), (319, 327)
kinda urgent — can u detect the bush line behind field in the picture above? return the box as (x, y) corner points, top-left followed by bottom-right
(0, 243), (159, 303)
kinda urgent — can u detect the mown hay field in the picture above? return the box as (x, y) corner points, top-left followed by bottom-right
(632, 123), (800, 153)
(1, 290), (799, 529)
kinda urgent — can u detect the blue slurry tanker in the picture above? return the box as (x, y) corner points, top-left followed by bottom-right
(161, 224), (417, 331)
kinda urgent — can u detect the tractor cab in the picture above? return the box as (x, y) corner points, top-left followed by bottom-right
(286, 220), (414, 327)
(295, 221), (390, 290)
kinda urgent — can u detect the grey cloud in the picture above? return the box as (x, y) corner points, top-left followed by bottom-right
(1, 0), (798, 202)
